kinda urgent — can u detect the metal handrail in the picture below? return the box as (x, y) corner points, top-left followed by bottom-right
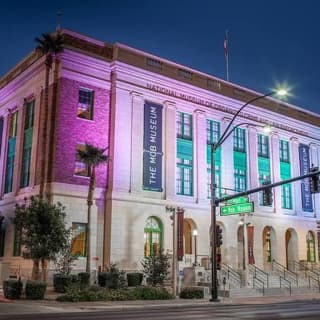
(280, 276), (291, 295)
(253, 276), (265, 296)
(221, 264), (241, 288)
(308, 274), (320, 292)
(292, 260), (308, 277)
(249, 264), (269, 288)
(272, 259), (298, 287)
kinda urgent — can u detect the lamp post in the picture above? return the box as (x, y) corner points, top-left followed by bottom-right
(193, 229), (198, 266)
(209, 89), (287, 302)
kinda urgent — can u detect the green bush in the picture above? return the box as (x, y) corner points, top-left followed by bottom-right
(25, 281), (47, 300)
(3, 279), (23, 299)
(56, 286), (173, 302)
(179, 287), (204, 299)
(53, 273), (78, 293)
(127, 273), (143, 287)
(129, 286), (173, 300)
(78, 272), (90, 289)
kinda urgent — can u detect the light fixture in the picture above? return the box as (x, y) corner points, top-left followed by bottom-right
(193, 229), (198, 237)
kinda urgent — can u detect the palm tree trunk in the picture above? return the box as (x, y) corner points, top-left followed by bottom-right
(85, 166), (96, 274)
(39, 55), (52, 199)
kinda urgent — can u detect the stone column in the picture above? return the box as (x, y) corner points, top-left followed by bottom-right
(290, 137), (302, 215)
(164, 101), (176, 200)
(129, 92), (144, 194)
(270, 132), (280, 213)
(220, 118), (234, 195)
(247, 126), (259, 204)
(193, 109), (207, 203)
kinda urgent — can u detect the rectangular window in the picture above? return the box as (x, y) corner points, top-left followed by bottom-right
(74, 144), (89, 177)
(176, 158), (193, 195)
(5, 112), (18, 193)
(280, 140), (290, 163)
(77, 88), (94, 120)
(281, 184), (292, 209)
(146, 57), (163, 70)
(259, 173), (272, 206)
(234, 128), (246, 152)
(280, 154), (292, 209)
(234, 168), (247, 192)
(13, 227), (21, 257)
(176, 137), (193, 196)
(20, 100), (35, 188)
(71, 223), (87, 257)
(177, 112), (192, 140)
(206, 120), (220, 144)
(258, 134), (269, 158)
(178, 69), (193, 80)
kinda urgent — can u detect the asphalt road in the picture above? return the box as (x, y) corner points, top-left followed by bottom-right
(1, 300), (320, 320)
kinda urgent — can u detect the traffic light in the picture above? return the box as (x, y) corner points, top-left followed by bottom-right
(216, 252), (222, 270)
(309, 166), (320, 193)
(262, 180), (273, 206)
(216, 225), (223, 247)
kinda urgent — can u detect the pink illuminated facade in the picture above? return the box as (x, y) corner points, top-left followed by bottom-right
(1, 29), (320, 288)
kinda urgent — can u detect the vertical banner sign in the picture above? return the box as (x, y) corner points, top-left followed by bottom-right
(247, 226), (255, 265)
(299, 144), (313, 212)
(143, 102), (163, 191)
(317, 231), (320, 262)
(177, 208), (184, 261)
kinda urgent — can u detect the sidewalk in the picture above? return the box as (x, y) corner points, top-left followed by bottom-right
(1, 287), (320, 312)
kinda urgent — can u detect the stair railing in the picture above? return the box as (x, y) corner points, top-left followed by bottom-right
(252, 276), (265, 296)
(221, 263), (241, 288)
(272, 259), (298, 287)
(249, 264), (269, 288)
(308, 274), (320, 292)
(280, 276), (291, 295)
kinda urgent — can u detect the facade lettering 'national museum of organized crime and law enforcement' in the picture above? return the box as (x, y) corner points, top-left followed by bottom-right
(0, 29), (320, 280)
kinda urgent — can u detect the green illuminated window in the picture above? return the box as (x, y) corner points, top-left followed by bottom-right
(5, 112), (18, 193)
(258, 134), (269, 158)
(233, 128), (246, 152)
(144, 217), (162, 257)
(258, 156), (271, 206)
(207, 120), (221, 198)
(280, 141), (292, 209)
(177, 112), (192, 140)
(307, 231), (316, 262)
(20, 100), (35, 188)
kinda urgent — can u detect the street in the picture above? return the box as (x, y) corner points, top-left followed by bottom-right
(1, 300), (320, 319)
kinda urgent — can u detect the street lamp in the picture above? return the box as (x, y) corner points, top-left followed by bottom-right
(209, 89), (287, 302)
(193, 229), (198, 266)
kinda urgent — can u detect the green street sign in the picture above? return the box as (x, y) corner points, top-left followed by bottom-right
(226, 196), (249, 205)
(220, 202), (254, 216)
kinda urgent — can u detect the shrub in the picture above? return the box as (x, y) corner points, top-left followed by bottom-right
(179, 287), (204, 299)
(78, 272), (90, 289)
(3, 279), (23, 299)
(53, 273), (78, 293)
(130, 286), (173, 300)
(141, 251), (170, 286)
(25, 280), (47, 300)
(98, 263), (126, 289)
(127, 273), (143, 287)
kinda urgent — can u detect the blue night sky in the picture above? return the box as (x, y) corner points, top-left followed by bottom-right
(1, 0), (319, 114)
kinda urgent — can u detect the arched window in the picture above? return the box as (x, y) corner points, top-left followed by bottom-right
(307, 231), (315, 262)
(144, 217), (162, 257)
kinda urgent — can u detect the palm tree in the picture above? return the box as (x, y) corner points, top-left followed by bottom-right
(35, 32), (63, 199)
(77, 143), (109, 273)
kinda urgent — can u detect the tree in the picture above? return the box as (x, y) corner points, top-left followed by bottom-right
(76, 143), (108, 273)
(141, 251), (170, 286)
(35, 32), (63, 199)
(11, 196), (70, 281)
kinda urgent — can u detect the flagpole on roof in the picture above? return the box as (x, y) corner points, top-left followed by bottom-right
(224, 30), (229, 82)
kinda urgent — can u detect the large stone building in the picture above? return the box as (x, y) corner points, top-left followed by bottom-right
(0, 29), (319, 281)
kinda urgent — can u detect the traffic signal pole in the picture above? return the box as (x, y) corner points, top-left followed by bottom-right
(216, 170), (320, 205)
